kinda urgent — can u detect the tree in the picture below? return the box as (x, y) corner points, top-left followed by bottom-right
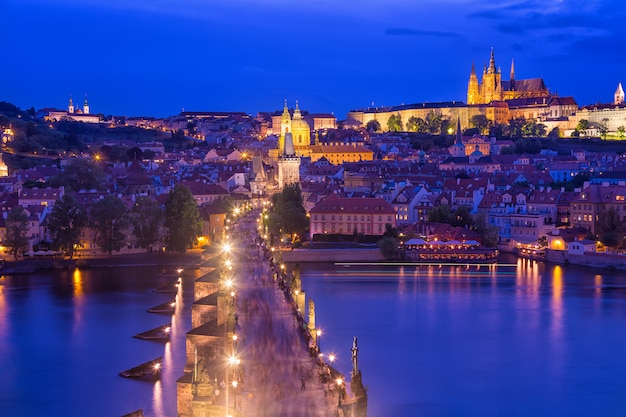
(470, 115), (491, 135)
(383, 223), (399, 239)
(521, 119), (547, 137)
(5, 205), (30, 259)
(387, 114), (403, 132)
(127, 147), (143, 161)
(473, 212), (499, 248)
(406, 116), (426, 133)
(451, 206), (473, 228)
(618, 125), (625, 139)
(131, 196), (162, 251)
(164, 184), (202, 253)
(365, 120), (381, 132)
(597, 207), (623, 248)
(506, 117), (525, 137)
(576, 119), (590, 137)
(90, 195), (130, 255)
(425, 111), (443, 134)
(428, 204), (451, 223)
(48, 158), (105, 191)
(268, 183), (309, 238)
(597, 118), (609, 140)
(378, 237), (399, 260)
(47, 194), (88, 259)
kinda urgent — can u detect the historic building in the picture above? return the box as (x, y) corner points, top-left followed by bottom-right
(277, 132), (301, 189)
(467, 49), (550, 105)
(308, 193), (396, 239)
(40, 95), (100, 123)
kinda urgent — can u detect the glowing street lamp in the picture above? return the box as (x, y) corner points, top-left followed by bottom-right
(222, 243), (231, 253)
(316, 329), (322, 351)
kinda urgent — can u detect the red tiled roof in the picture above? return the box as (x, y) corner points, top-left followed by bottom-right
(309, 193), (395, 214)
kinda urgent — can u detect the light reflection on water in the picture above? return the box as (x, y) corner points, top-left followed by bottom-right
(0, 266), (195, 417)
(302, 258), (626, 417)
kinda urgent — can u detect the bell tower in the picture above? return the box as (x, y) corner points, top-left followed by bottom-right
(68, 95), (74, 114)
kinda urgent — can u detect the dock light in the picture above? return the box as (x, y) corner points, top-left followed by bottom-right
(177, 268), (184, 274)
(232, 380), (238, 388)
(329, 354), (336, 363)
(223, 243), (231, 253)
(234, 207), (240, 215)
(153, 362), (161, 371)
(232, 334), (238, 341)
(336, 377), (343, 386)
(230, 291), (235, 297)
(164, 326), (171, 334)
(224, 259), (232, 268)
(228, 355), (240, 366)
(224, 278), (233, 288)
(170, 302), (176, 307)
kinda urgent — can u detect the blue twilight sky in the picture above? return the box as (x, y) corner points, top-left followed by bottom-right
(2, 0), (625, 118)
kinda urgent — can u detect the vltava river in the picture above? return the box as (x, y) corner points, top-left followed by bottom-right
(2, 257), (626, 416)
(301, 256), (626, 417)
(0, 267), (194, 417)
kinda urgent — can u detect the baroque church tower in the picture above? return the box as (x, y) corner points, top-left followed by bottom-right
(68, 95), (75, 114)
(278, 99), (292, 156)
(83, 95), (90, 114)
(615, 83), (625, 105)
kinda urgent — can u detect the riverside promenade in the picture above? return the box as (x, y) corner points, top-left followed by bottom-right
(236, 213), (335, 416)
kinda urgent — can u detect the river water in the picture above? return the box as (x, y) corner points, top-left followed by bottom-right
(0, 267), (194, 417)
(1, 258), (626, 416)
(301, 256), (626, 417)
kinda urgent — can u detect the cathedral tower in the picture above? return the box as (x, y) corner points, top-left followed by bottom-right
(481, 48), (502, 103)
(467, 62), (480, 105)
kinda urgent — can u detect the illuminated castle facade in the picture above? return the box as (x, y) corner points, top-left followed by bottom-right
(467, 49), (550, 105)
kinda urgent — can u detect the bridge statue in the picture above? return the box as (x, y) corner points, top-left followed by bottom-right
(351, 336), (358, 375)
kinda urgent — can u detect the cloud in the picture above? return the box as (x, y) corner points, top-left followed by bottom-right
(385, 27), (460, 38)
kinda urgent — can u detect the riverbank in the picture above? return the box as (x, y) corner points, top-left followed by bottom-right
(0, 250), (206, 274)
(546, 248), (626, 270)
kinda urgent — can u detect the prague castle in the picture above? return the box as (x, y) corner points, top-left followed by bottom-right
(467, 48), (550, 105)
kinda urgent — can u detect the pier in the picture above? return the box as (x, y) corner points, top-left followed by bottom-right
(177, 208), (367, 416)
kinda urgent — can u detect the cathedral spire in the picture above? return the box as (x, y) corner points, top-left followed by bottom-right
(470, 61), (476, 76)
(488, 47), (496, 74)
(455, 117), (462, 144)
(510, 58), (515, 81)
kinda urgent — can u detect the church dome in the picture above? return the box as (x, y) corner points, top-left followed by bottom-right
(291, 117), (310, 147)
